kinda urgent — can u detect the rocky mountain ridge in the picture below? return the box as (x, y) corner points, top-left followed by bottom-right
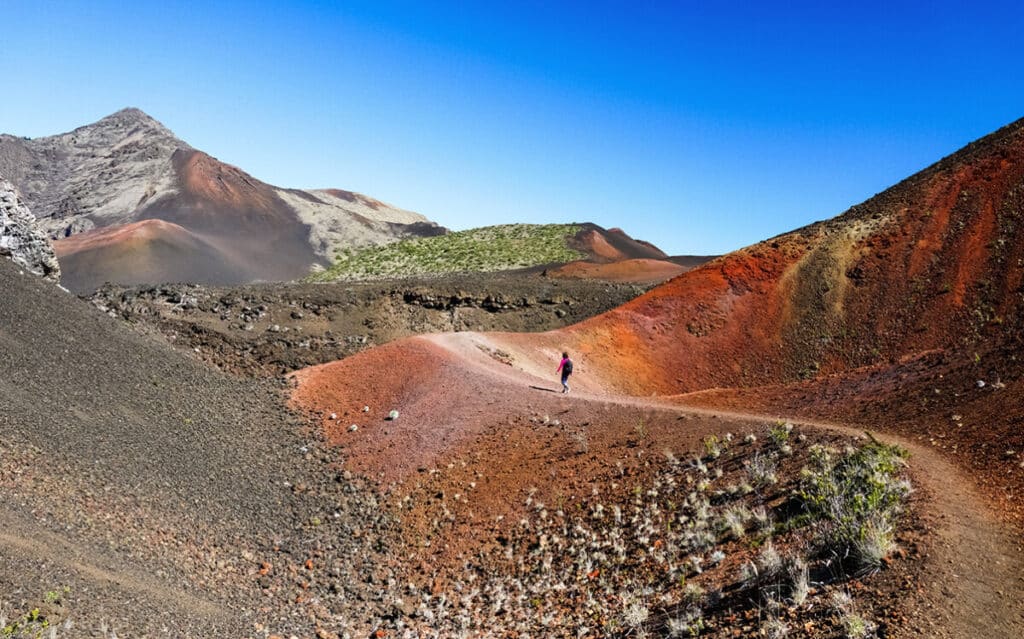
(0, 108), (444, 291)
(0, 108), (184, 238)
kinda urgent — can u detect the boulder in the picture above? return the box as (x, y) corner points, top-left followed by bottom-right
(0, 177), (60, 281)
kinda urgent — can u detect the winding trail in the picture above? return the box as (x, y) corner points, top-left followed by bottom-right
(294, 330), (1024, 637)
(442, 332), (1024, 637)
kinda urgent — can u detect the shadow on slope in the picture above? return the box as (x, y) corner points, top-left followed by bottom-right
(53, 218), (254, 291)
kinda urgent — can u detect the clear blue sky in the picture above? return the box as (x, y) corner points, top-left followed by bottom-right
(2, 1), (1022, 255)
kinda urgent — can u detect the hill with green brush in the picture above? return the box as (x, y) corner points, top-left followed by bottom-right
(309, 222), (678, 282)
(310, 223), (587, 281)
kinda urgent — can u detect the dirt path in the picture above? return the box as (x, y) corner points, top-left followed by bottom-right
(421, 332), (1024, 638)
(290, 328), (1024, 635)
(658, 408), (1024, 638)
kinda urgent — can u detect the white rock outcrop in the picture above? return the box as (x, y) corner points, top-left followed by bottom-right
(0, 177), (61, 281)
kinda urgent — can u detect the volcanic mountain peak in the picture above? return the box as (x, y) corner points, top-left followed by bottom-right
(0, 110), (444, 291)
(71, 106), (182, 143)
(0, 107), (186, 239)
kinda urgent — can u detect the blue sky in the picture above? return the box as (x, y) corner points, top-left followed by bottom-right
(2, 1), (1022, 255)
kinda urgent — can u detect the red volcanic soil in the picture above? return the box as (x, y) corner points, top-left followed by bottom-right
(548, 257), (689, 283)
(289, 116), (1024, 636)
(570, 223), (669, 263)
(53, 219), (252, 291)
(290, 333), (615, 487)
(289, 328), (1024, 637)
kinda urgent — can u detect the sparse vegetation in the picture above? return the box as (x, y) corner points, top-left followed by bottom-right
(702, 434), (723, 459)
(310, 223), (585, 281)
(391, 426), (913, 637)
(1, 589), (72, 639)
(768, 422), (792, 448)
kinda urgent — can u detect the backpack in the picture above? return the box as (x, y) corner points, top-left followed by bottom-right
(564, 359), (573, 375)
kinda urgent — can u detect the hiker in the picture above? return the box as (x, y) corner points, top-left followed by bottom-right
(556, 351), (573, 393)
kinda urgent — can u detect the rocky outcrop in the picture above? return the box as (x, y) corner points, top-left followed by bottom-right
(0, 177), (60, 281)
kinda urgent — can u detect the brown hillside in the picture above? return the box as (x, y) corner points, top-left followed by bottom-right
(53, 219), (252, 290)
(136, 149), (322, 283)
(570, 222), (670, 262)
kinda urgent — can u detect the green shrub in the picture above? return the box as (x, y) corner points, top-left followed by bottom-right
(702, 435), (722, 459)
(798, 437), (911, 571)
(767, 422), (792, 447)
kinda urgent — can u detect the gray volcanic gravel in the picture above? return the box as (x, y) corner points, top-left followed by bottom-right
(0, 258), (396, 636)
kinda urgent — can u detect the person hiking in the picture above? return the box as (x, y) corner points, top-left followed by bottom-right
(556, 351), (573, 393)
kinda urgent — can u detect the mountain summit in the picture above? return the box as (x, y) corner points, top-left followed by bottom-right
(0, 109), (444, 292)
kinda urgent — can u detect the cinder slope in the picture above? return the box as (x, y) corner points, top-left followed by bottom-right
(545, 116), (1024, 394)
(0, 258), (389, 634)
(548, 257), (690, 282)
(0, 108), (444, 291)
(53, 218), (252, 291)
(569, 223), (669, 262)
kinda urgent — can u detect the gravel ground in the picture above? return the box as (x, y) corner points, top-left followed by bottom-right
(0, 258), (397, 636)
(86, 272), (651, 376)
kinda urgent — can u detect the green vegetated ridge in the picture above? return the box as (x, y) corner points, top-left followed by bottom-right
(310, 223), (585, 281)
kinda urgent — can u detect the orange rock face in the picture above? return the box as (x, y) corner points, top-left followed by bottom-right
(552, 118), (1024, 395)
